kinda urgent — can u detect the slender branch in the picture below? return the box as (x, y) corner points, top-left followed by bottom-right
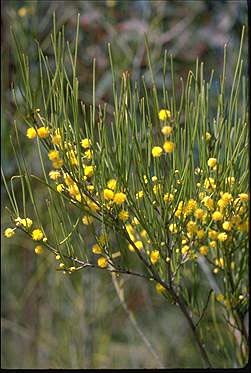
(111, 273), (164, 368)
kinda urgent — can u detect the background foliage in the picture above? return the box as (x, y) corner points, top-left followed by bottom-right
(1, 0), (248, 368)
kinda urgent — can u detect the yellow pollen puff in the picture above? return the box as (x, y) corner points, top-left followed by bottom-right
(239, 193), (249, 202)
(48, 150), (60, 161)
(118, 210), (129, 222)
(197, 229), (205, 239)
(59, 263), (65, 268)
(221, 192), (232, 203)
(107, 179), (117, 190)
(209, 240), (217, 249)
(81, 138), (91, 149)
(150, 250), (160, 264)
(202, 196), (214, 210)
(55, 255), (61, 260)
(34, 245), (44, 255)
(92, 244), (102, 254)
(222, 221), (232, 231)
(49, 170), (61, 180)
(158, 109), (171, 121)
(152, 146), (163, 158)
(207, 158), (217, 168)
(82, 215), (93, 225)
(181, 245), (189, 254)
(37, 126), (50, 138)
(194, 208), (205, 220)
(26, 127), (37, 139)
(32, 229), (44, 241)
(52, 133), (62, 145)
(103, 188), (114, 201)
(136, 191), (144, 199)
(84, 165), (94, 178)
(217, 232), (228, 242)
(208, 229), (218, 240)
(199, 246), (208, 255)
(161, 126), (172, 136)
(69, 266), (76, 272)
(4, 228), (15, 238)
(113, 192), (126, 205)
(152, 176), (158, 183)
(156, 283), (165, 293)
(163, 141), (175, 153)
(186, 221), (197, 234)
(84, 149), (93, 160)
(98, 257), (108, 268)
(212, 211), (223, 221)
(57, 184), (64, 192)
(52, 159), (64, 169)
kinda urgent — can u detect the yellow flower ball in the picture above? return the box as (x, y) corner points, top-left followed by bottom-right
(52, 133), (62, 145)
(197, 229), (205, 239)
(98, 257), (108, 268)
(209, 240), (217, 249)
(136, 191), (144, 199)
(84, 165), (94, 178)
(4, 228), (15, 238)
(163, 141), (175, 153)
(48, 150), (60, 161)
(222, 221), (232, 231)
(103, 188), (114, 201)
(34, 245), (44, 255)
(32, 228), (44, 241)
(199, 246), (208, 255)
(118, 210), (129, 222)
(194, 208), (205, 220)
(107, 179), (117, 190)
(239, 193), (249, 202)
(181, 245), (189, 254)
(37, 126), (50, 138)
(49, 170), (61, 180)
(26, 127), (37, 139)
(113, 192), (126, 205)
(92, 244), (102, 254)
(152, 146), (163, 158)
(161, 126), (172, 136)
(150, 250), (160, 264)
(207, 158), (217, 168)
(81, 138), (91, 149)
(52, 159), (64, 169)
(56, 184), (64, 193)
(212, 211), (223, 221)
(158, 109), (171, 121)
(217, 232), (228, 242)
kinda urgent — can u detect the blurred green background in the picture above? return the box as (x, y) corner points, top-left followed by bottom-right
(1, 0), (248, 368)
